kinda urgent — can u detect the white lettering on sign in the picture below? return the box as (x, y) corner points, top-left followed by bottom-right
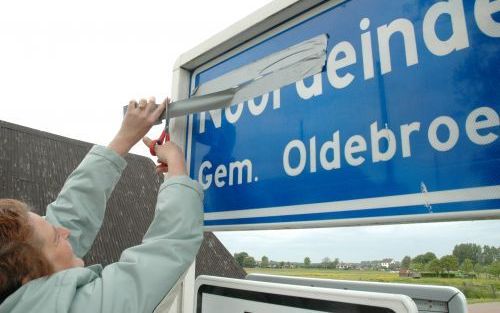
(198, 91), (280, 134)
(466, 106), (499, 145)
(400, 122), (421, 158)
(360, 18), (375, 80)
(225, 102), (244, 124)
(283, 139), (307, 176)
(474, 0), (500, 37)
(248, 94), (269, 116)
(377, 18), (419, 75)
(199, 159), (255, 190)
(326, 41), (357, 89)
(195, 0), (500, 190)
(371, 122), (397, 162)
(282, 106), (499, 176)
(428, 116), (460, 152)
(345, 134), (367, 166)
(296, 73), (323, 100)
(197, 0), (500, 136)
(319, 131), (341, 171)
(423, 0), (470, 56)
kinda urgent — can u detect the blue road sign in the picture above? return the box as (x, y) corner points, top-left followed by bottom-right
(186, 0), (500, 230)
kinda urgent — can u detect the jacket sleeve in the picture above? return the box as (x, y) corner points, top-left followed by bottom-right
(91, 176), (204, 313)
(45, 145), (127, 258)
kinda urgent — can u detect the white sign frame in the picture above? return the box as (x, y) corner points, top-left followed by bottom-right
(194, 275), (418, 313)
(170, 0), (500, 231)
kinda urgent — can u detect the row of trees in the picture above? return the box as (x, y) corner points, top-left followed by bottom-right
(452, 243), (498, 265)
(233, 243), (499, 273)
(320, 257), (340, 269)
(234, 252), (258, 268)
(401, 244), (500, 277)
(234, 252), (317, 269)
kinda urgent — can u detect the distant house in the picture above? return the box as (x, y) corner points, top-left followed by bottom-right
(337, 262), (360, 270)
(359, 259), (400, 270)
(0, 120), (245, 278)
(380, 258), (396, 269)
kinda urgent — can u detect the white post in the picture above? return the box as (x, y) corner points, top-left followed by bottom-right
(181, 261), (196, 313)
(171, 65), (196, 313)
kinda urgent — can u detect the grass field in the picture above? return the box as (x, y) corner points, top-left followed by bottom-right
(245, 268), (499, 303)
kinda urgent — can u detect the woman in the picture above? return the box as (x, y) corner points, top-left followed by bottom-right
(0, 98), (204, 313)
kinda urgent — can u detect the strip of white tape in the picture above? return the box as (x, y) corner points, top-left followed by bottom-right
(192, 35), (327, 97)
(123, 34), (327, 121)
(168, 34), (328, 117)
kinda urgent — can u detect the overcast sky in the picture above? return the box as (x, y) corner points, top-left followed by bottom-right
(1, 0), (499, 264)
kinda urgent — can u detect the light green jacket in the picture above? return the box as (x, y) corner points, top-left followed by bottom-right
(0, 146), (204, 313)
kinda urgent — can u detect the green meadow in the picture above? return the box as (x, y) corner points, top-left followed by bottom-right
(245, 268), (499, 303)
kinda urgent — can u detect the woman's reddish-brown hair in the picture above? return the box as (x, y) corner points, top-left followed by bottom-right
(0, 199), (54, 303)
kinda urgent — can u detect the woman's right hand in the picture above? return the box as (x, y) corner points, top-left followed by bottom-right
(142, 138), (187, 176)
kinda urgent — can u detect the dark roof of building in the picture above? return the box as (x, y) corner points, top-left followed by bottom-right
(0, 120), (246, 278)
(196, 232), (247, 279)
(0, 120), (161, 266)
